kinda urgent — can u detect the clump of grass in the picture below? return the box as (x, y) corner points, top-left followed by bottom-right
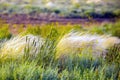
(56, 31), (120, 60)
(111, 21), (120, 38)
(89, 20), (120, 38)
(23, 26), (42, 36)
(106, 43), (120, 65)
(0, 34), (44, 60)
(0, 26), (12, 40)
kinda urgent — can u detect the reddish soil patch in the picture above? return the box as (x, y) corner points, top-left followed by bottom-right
(0, 14), (116, 25)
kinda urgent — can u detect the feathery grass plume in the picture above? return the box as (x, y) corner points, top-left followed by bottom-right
(56, 31), (120, 59)
(86, 0), (102, 4)
(0, 34), (44, 58)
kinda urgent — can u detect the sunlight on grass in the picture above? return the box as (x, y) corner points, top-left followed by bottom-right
(0, 20), (120, 80)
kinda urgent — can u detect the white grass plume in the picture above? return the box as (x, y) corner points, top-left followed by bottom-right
(86, 0), (102, 4)
(56, 32), (120, 59)
(45, 1), (55, 8)
(0, 34), (44, 58)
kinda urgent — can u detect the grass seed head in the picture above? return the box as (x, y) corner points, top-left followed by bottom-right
(56, 32), (120, 59)
(0, 34), (44, 58)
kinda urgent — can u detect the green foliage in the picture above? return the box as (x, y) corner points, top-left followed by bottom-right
(105, 44), (120, 65)
(111, 22), (120, 38)
(24, 26), (41, 36)
(0, 26), (12, 40)
(0, 21), (120, 80)
(89, 21), (120, 38)
(0, 19), (12, 40)
(42, 68), (58, 80)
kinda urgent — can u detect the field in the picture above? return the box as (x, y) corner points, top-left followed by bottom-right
(0, 0), (120, 80)
(0, 18), (120, 80)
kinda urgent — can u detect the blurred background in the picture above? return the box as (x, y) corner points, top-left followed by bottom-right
(0, 0), (120, 18)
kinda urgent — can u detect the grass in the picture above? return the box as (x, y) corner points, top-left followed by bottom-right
(0, 26), (11, 40)
(0, 20), (120, 80)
